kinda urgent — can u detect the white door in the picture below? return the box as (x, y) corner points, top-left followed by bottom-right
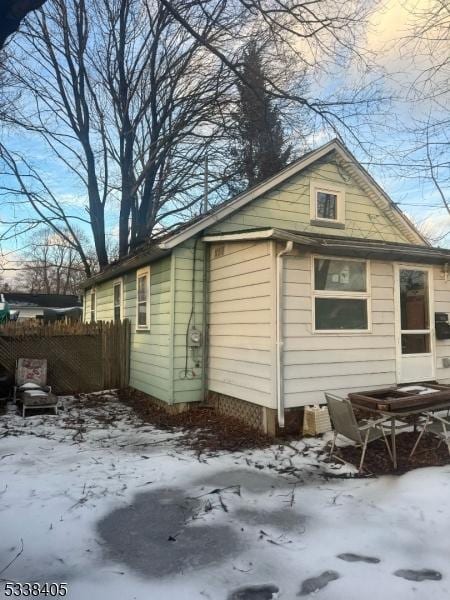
(395, 265), (435, 383)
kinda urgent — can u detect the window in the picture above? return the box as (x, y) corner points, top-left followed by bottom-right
(313, 257), (370, 331)
(136, 267), (150, 330)
(90, 289), (96, 323)
(113, 280), (122, 322)
(310, 180), (345, 225)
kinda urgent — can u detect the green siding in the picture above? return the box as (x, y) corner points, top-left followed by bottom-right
(171, 239), (206, 404)
(85, 256), (173, 403)
(82, 151), (415, 406)
(207, 155), (410, 243)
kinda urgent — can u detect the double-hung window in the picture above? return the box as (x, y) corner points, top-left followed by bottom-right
(136, 267), (150, 330)
(313, 257), (370, 332)
(113, 280), (122, 322)
(90, 289), (96, 323)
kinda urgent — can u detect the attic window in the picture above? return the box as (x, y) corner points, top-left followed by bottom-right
(317, 192), (337, 220)
(310, 180), (345, 227)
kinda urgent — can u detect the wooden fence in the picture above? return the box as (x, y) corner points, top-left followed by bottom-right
(0, 320), (130, 394)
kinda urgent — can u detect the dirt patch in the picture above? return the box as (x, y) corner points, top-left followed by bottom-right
(118, 389), (272, 454)
(336, 431), (450, 475)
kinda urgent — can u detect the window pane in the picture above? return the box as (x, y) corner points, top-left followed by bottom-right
(315, 298), (368, 330)
(138, 302), (147, 326)
(114, 284), (121, 306)
(317, 192), (337, 220)
(314, 259), (366, 292)
(114, 305), (121, 322)
(400, 269), (429, 330)
(138, 275), (147, 302)
(402, 334), (430, 354)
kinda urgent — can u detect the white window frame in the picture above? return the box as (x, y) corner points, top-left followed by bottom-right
(90, 288), (96, 323)
(113, 278), (123, 322)
(310, 180), (346, 225)
(311, 255), (371, 334)
(136, 267), (150, 331)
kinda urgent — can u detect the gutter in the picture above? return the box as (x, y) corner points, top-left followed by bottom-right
(276, 240), (294, 428)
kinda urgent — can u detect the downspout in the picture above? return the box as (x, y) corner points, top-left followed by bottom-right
(276, 240), (294, 428)
(201, 242), (210, 402)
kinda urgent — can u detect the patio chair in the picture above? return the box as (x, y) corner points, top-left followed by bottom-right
(325, 393), (393, 472)
(13, 358), (58, 418)
(409, 412), (450, 458)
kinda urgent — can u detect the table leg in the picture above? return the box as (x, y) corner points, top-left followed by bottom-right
(391, 417), (397, 469)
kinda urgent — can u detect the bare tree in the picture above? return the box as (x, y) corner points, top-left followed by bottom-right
(1, 0), (384, 269)
(0, 143), (94, 276)
(17, 228), (91, 294)
(394, 1), (450, 217)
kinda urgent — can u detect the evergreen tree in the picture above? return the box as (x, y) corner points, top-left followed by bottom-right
(229, 42), (292, 193)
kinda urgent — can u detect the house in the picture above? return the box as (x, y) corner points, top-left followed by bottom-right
(81, 139), (450, 434)
(3, 292), (82, 322)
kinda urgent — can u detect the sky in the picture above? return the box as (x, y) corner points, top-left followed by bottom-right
(0, 0), (448, 284)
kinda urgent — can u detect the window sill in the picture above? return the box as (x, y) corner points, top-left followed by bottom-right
(310, 219), (345, 230)
(313, 329), (372, 335)
(136, 327), (150, 333)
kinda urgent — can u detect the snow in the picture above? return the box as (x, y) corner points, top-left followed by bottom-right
(1, 394), (450, 600)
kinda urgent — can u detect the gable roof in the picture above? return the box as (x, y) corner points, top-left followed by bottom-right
(158, 138), (428, 249)
(81, 139), (428, 289)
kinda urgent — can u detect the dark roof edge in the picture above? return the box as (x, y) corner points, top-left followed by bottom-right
(81, 247), (171, 289)
(203, 228), (450, 264)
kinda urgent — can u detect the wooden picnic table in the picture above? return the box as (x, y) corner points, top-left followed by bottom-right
(349, 389), (450, 469)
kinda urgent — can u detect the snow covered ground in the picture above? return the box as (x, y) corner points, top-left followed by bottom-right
(1, 393), (449, 600)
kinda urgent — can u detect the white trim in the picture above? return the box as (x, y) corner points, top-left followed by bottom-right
(394, 263), (435, 383)
(90, 288), (96, 323)
(136, 266), (151, 331)
(113, 278), (123, 322)
(202, 230), (275, 242)
(310, 179), (346, 225)
(311, 255), (372, 334)
(158, 139), (426, 250)
(276, 241), (294, 428)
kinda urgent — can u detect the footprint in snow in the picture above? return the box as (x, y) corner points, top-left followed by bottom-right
(298, 570), (339, 595)
(394, 569), (442, 582)
(227, 584), (279, 600)
(338, 552), (380, 564)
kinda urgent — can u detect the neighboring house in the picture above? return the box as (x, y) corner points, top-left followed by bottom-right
(3, 292), (82, 322)
(81, 139), (450, 434)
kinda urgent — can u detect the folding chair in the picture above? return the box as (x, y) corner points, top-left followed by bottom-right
(409, 412), (450, 458)
(325, 392), (393, 472)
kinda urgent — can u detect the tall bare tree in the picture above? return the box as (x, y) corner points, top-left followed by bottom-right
(1, 0), (383, 269)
